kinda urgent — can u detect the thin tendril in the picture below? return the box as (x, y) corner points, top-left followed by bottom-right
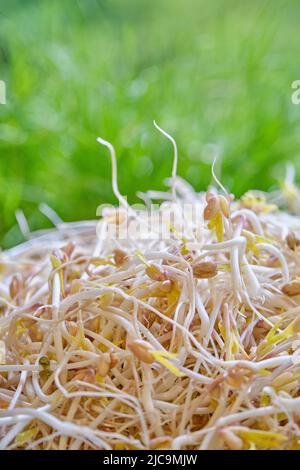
(96, 136), (129, 209)
(212, 156), (228, 197)
(153, 120), (178, 201)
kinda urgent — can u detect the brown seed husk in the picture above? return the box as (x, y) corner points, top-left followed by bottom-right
(192, 261), (218, 279)
(128, 339), (155, 364)
(282, 281), (300, 296)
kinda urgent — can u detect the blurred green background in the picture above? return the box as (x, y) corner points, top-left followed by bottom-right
(0, 0), (300, 248)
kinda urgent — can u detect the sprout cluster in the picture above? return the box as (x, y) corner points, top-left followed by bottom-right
(1, 129), (300, 450)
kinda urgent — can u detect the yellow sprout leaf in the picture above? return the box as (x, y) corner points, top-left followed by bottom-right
(181, 243), (189, 255)
(113, 339), (124, 348)
(151, 351), (185, 377)
(16, 319), (27, 338)
(218, 322), (243, 359)
(265, 319), (284, 343)
(135, 250), (150, 267)
(229, 332), (240, 357)
(71, 327), (90, 350)
(97, 332), (115, 352)
(208, 212), (223, 242)
(50, 255), (65, 295)
(95, 374), (105, 384)
(259, 317), (300, 357)
(127, 282), (149, 295)
(237, 429), (287, 449)
(277, 413), (287, 423)
(255, 234), (273, 245)
(218, 321), (226, 342)
(167, 285), (180, 305)
(163, 285), (181, 316)
(260, 392), (270, 407)
(97, 342), (109, 353)
(16, 427), (38, 445)
(258, 369), (271, 376)
(242, 230), (261, 256)
(210, 398), (218, 410)
(215, 212), (223, 242)
(50, 255), (61, 270)
(241, 193), (277, 213)
(247, 240), (260, 257)
(90, 257), (115, 267)
(257, 318), (291, 357)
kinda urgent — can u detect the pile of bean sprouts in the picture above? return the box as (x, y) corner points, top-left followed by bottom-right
(1, 125), (300, 450)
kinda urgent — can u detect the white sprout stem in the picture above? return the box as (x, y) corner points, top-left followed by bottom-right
(2, 148), (300, 450)
(0, 408), (110, 449)
(92, 219), (108, 257)
(241, 256), (261, 296)
(195, 291), (210, 337)
(203, 237), (246, 291)
(203, 295), (223, 347)
(8, 368), (28, 410)
(212, 156), (228, 196)
(51, 272), (64, 362)
(0, 418), (32, 449)
(153, 120), (178, 201)
(256, 243), (289, 282)
(96, 136), (130, 211)
(15, 209), (30, 239)
(39, 203), (63, 227)
(0, 365), (39, 372)
(231, 209), (264, 235)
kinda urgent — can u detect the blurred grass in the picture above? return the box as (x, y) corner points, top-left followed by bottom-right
(1, 0), (300, 248)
